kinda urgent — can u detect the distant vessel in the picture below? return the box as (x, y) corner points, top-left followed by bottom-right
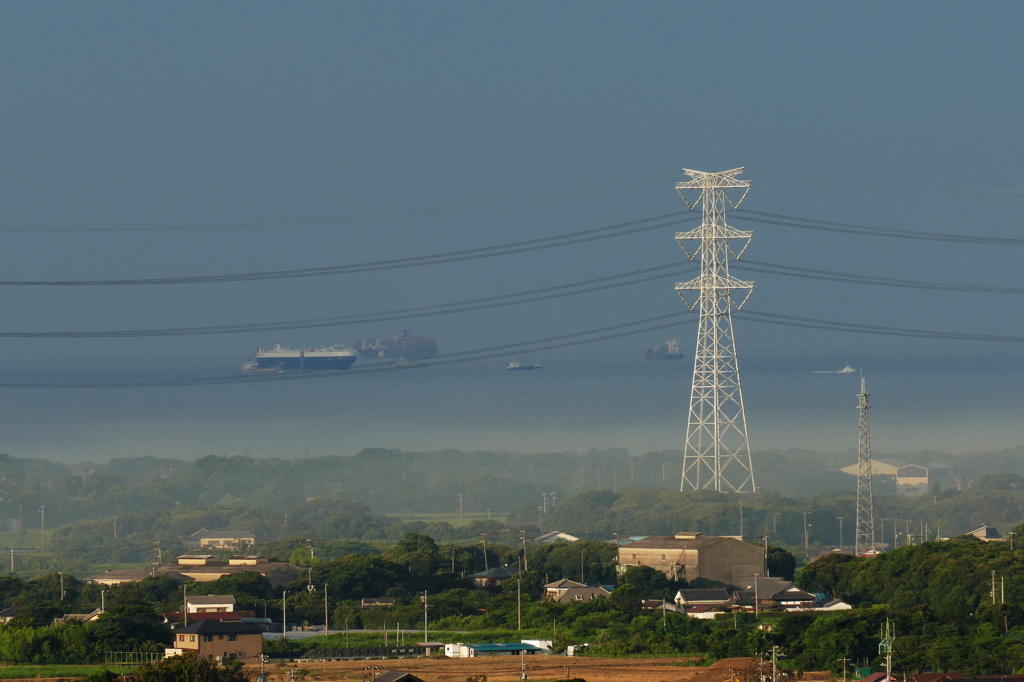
(395, 357), (428, 369)
(240, 360), (282, 374)
(355, 330), (438, 360)
(812, 365), (857, 374)
(506, 359), (541, 371)
(645, 338), (684, 360)
(247, 344), (358, 372)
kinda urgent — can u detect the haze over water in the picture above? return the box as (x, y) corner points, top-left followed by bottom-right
(4, 340), (1020, 462)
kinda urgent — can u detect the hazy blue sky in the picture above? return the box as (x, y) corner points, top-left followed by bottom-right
(0, 2), (1021, 460)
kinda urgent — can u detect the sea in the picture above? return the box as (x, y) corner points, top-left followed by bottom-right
(0, 342), (1020, 463)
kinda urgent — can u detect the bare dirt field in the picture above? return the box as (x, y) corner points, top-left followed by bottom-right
(250, 655), (824, 682)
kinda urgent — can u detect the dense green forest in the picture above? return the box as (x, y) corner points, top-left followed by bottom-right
(2, 449), (1024, 577)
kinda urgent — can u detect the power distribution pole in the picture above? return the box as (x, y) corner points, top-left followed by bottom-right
(855, 376), (876, 555)
(675, 168), (756, 493)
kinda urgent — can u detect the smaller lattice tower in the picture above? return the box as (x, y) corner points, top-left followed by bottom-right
(855, 375), (875, 555)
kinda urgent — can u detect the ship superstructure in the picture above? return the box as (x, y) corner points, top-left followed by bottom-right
(355, 330), (438, 360)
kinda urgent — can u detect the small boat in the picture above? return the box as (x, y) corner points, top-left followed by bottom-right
(395, 357), (428, 369)
(240, 360), (282, 374)
(506, 358), (541, 371)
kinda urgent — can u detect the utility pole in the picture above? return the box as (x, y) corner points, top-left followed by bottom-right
(324, 583), (329, 633)
(456, 494), (463, 528)
(421, 591), (428, 643)
(282, 590), (288, 640)
(59, 571), (64, 601)
(855, 376), (876, 556)
(521, 530), (528, 572)
(803, 512), (810, 557)
(480, 533), (489, 572)
(836, 516), (844, 550)
(676, 167), (756, 493)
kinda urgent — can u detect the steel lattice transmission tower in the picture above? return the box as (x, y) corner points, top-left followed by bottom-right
(675, 168), (756, 493)
(855, 376), (876, 555)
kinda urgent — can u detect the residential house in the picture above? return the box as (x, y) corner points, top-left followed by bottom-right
(543, 578), (585, 601)
(554, 586), (611, 604)
(617, 532), (764, 588)
(729, 576), (816, 612)
(967, 526), (1004, 542)
(469, 565), (520, 588)
(0, 605), (23, 624)
(52, 608), (104, 625)
(165, 620), (263, 663)
(187, 595), (235, 614)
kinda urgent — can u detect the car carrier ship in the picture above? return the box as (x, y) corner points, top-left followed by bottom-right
(242, 344), (358, 372)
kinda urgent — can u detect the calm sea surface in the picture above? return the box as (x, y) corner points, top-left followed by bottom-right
(0, 344), (1020, 461)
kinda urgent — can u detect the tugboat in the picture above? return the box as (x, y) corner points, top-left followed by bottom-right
(645, 338), (685, 360)
(506, 358), (541, 371)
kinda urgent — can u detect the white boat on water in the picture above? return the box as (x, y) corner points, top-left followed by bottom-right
(506, 358), (541, 371)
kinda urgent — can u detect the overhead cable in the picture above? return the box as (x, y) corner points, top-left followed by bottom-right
(0, 213), (695, 286)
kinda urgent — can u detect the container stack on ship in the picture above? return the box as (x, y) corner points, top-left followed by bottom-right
(242, 344), (358, 372)
(355, 330), (438, 360)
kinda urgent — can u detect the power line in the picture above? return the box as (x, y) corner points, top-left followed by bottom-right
(736, 309), (1024, 342)
(734, 209), (1024, 245)
(0, 213), (694, 286)
(0, 261), (697, 338)
(735, 260), (1024, 294)
(0, 172), (677, 233)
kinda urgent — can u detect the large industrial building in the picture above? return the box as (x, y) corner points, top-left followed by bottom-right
(617, 532), (764, 589)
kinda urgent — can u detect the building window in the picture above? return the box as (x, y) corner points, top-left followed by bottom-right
(178, 635), (184, 642)
(228, 634), (237, 641)
(203, 635), (213, 642)
(189, 636), (196, 642)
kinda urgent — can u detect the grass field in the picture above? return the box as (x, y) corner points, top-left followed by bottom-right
(0, 664), (131, 679)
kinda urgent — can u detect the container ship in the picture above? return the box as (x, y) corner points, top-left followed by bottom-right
(645, 338), (685, 360)
(355, 330), (438, 360)
(242, 344), (358, 372)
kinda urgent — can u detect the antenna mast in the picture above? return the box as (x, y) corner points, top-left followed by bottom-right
(855, 375), (876, 554)
(675, 167), (756, 493)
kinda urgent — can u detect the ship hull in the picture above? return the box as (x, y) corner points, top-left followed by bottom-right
(253, 345), (358, 371)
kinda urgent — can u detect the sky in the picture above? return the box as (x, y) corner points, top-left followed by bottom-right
(0, 2), (1021, 461)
